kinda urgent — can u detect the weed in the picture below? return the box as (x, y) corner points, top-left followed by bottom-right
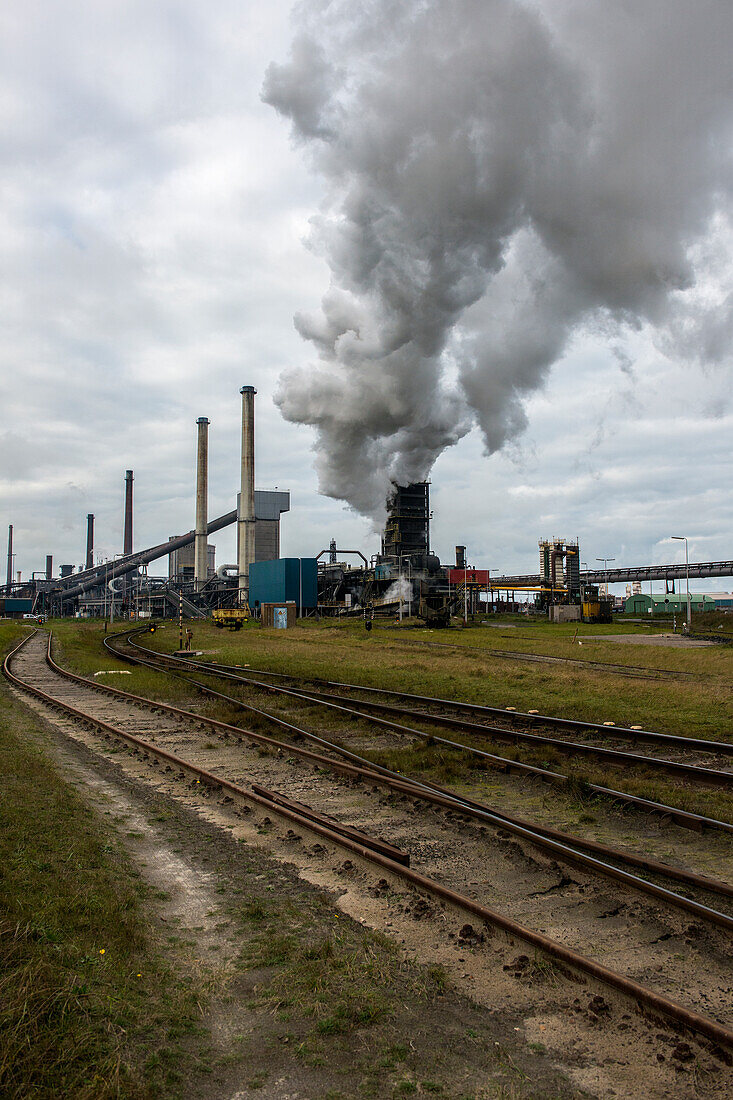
(0, 635), (207, 1099)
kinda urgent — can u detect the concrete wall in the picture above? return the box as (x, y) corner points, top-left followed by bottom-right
(549, 604), (581, 623)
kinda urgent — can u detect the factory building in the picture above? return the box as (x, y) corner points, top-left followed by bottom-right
(704, 592), (733, 609)
(382, 482), (431, 564)
(168, 540), (216, 580)
(168, 491), (290, 581)
(250, 490), (291, 561)
(538, 538), (580, 602)
(249, 558), (317, 611)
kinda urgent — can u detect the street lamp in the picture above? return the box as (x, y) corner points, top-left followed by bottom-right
(596, 557), (615, 599)
(581, 561), (588, 604)
(671, 536), (691, 631)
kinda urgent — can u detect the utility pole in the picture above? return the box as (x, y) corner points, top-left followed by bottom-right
(671, 536), (691, 631)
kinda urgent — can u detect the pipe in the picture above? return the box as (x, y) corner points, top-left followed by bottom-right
(86, 514), (94, 571)
(124, 471), (133, 556)
(194, 418), (210, 588)
(6, 525), (13, 593)
(238, 386), (256, 605)
(60, 509), (238, 601)
(316, 548), (369, 567)
(46, 555), (53, 581)
(216, 563), (238, 579)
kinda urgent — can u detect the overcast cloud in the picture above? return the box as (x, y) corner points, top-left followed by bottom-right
(1, 1), (731, 592)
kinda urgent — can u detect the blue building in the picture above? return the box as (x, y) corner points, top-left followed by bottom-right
(249, 558), (317, 613)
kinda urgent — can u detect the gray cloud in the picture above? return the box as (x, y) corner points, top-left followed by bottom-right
(264, 0), (733, 519)
(1, 1), (731, 586)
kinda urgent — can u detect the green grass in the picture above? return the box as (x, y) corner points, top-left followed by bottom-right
(43, 616), (733, 825)
(0, 622), (206, 1099)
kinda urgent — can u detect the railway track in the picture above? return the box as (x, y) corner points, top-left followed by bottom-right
(121, 636), (733, 833)
(6, 628), (733, 1058)
(142, 647), (723, 759)
(371, 632), (701, 681)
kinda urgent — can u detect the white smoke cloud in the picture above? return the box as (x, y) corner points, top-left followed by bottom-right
(264, 0), (733, 519)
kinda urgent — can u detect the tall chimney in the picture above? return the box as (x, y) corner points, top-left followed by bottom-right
(238, 386), (256, 605)
(86, 514), (94, 571)
(124, 471), (133, 556)
(46, 555), (53, 581)
(6, 525), (12, 594)
(194, 417), (210, 588)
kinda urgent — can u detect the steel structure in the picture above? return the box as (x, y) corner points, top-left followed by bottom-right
(495, 559), (733, 588)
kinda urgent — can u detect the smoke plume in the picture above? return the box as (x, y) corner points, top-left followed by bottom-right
(263, 0), (733, 518)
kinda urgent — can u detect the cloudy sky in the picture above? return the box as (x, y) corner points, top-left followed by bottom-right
(1, 1), (731, 592)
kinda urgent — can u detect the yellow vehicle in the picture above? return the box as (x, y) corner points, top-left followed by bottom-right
(212, 607), (249, 631)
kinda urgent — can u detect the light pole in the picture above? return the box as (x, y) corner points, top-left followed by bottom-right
(581, 561), (588, 604)
(596, 557), (615, 599)
(671, 536), (691, 631)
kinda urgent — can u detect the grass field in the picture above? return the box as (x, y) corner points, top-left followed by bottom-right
(42, 615), (733, 826)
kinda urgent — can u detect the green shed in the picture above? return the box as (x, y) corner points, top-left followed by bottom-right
(624, 593), (714, 615)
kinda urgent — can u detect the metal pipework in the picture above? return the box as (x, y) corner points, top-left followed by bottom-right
(194, 418), (210, 589)
(6, 525), (13, 594)
(123, 471), (133, 556)
(60, 509), (237, 602)
(316, 548), (369, 567)
(85, 514), (94, 571)
(238, 386), (256, 605)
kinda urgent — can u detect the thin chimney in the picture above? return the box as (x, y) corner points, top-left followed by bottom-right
(124, 471), (133, 556)
(238, 387), (256, 605)
(6, 525), (13, 593)
(194, 418), (210, 588)
(86, 514), (94, 571)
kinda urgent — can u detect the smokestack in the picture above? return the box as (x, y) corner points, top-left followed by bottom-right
(6, 525), (12, 594)
(86, 514), (94, 571)
(124, 471), (133, 556)
(238, 386), (257, 604)
(46, 555), (53, 581)
(194, 417), (210, 588)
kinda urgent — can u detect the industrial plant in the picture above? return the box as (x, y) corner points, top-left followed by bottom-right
(2, 387), (732, 626)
